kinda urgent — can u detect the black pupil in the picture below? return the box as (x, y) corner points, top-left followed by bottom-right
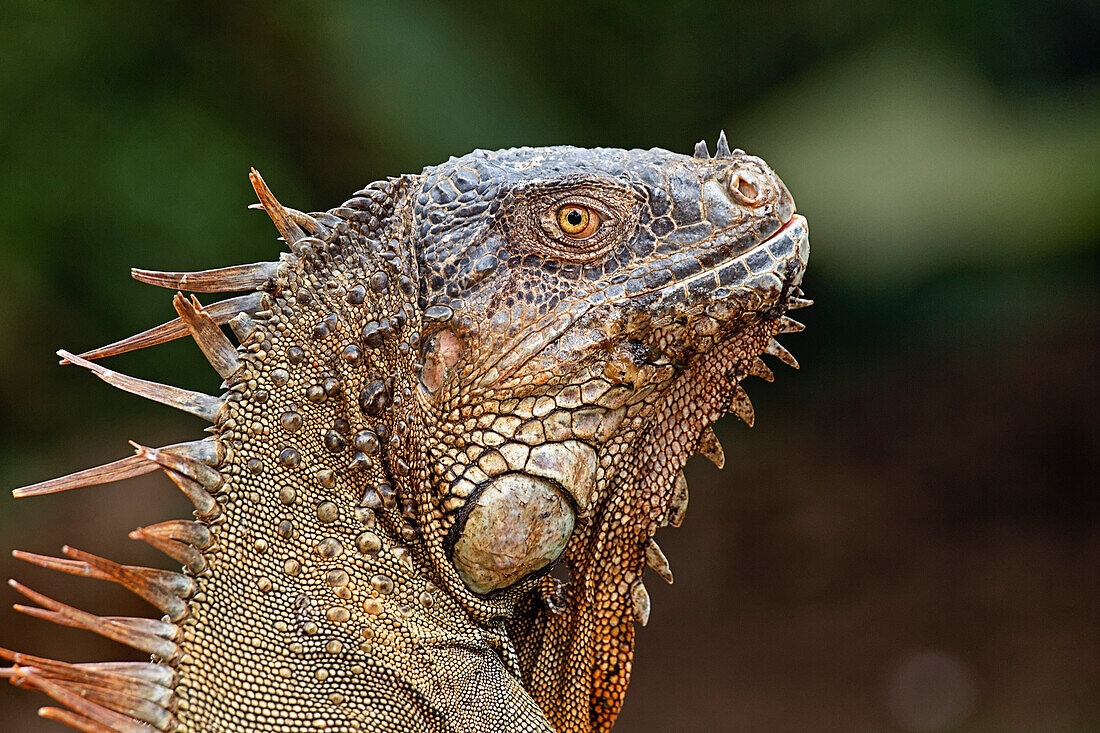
(566, 208), (584, 227)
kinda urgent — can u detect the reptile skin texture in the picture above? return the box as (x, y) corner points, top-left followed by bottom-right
(2, 135), (810, 732)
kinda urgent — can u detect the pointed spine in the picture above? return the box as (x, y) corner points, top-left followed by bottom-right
(249, 168), (306, 245)
(247, 202), (331, 239)
(172, 293), (242, 379)
(748, 356), (775, 383)
(129, 520), (212, 574)
(0, 650), (176, 730)
(777, 315), (806, 333)
(13, 454), (157, 498)
(55, 683), (170, 731)
(131, 442), (224, 493)
(11, 439), (219, 499)
(715, 130), (732, 158)
(71, 293), (263, 362)
(8, 581), (179, 660)
(131, 261), (279, 293)
(310, 211), (343, 228)
(630, 580), (651, 626)
(693, 139), (710, 159)
(697, 425), (725, 469)
(666, 471), (689, 527)
(645, 538), (674, 584)
(786, 296), (814, 310)
(58, 350), (222, 421)
(163, 467), (218, 518)
(14, 546), (194, 621)
(729, 385), (755, 427)
(8, 671), (159, 732)
(134, 519), (212, 550)
(764, 338), (799, 369)
(37, 707), (118, 733)
(0, 648), (175, 692)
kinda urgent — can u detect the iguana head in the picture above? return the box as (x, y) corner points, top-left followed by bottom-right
(402, 137), (809, 726)
(407, 140), (805, 587)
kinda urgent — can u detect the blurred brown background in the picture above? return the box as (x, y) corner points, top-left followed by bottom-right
(1, 2), (1097, 731)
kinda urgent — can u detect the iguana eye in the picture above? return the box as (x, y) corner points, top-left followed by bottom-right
(556, 204), (600, 239)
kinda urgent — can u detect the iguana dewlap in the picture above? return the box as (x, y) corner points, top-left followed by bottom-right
(2, 134), (810, 732)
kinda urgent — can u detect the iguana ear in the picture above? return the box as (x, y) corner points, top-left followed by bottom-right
(449, 473), (576, 594)
(418, 328), (464, 396)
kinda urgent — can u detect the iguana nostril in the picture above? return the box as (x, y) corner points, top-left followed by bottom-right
(419, 328), (464, 395)
(730, 172), (760, 205)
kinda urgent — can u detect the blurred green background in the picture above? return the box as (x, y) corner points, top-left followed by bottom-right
(1, 1), (1097, 731)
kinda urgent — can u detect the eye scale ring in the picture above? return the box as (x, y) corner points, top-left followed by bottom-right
(511, 181), (639, 263)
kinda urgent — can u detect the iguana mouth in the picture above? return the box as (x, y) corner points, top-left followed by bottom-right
(618, 212), (809, 313)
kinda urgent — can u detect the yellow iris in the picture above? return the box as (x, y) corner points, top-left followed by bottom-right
(556, 205), (598, 238)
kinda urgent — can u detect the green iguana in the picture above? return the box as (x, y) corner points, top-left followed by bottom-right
(2, 133), (810, 732)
